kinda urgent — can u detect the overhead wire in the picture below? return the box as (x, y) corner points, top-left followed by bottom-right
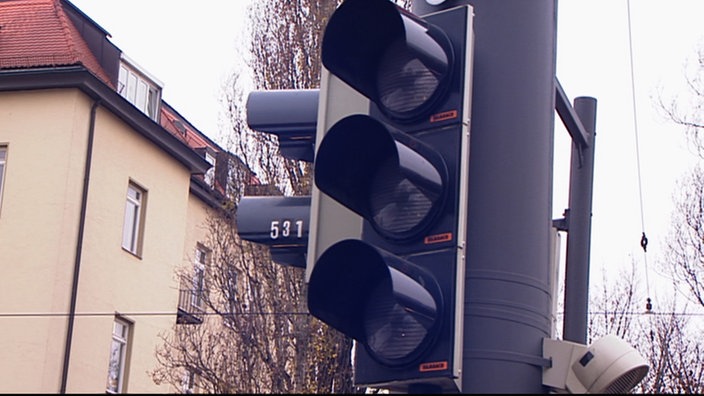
(626, 0), (653, 317)
(0, 311), (311, 318)
(2, 310), (702, 319)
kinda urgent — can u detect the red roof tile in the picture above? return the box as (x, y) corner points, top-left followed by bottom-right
(0, 0), (112, 87)
(160, 107), (211, 149)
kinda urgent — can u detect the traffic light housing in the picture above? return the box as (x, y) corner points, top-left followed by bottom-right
(236, 195), (310, 268)
(306, 0), (474, 392)
(245, 89), (318, 162)
(236, 89), (318, 267)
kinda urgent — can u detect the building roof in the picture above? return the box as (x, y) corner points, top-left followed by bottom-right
(160, 102), (214, 150)
(0, 0), (261, 199)
(0, 0), (112, 86)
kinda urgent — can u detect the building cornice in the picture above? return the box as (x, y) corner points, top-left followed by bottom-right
(0, 66), (210, 175)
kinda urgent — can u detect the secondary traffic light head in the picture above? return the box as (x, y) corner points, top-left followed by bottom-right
(246, 89), (318, 162)
(306, 0), (474, 392)
(236, 89), (319, 267)
(236, 196), (310, 268)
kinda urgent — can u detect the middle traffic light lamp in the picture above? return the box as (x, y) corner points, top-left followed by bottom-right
(306, 0), (475, 392)
(314, 114), (447, 244)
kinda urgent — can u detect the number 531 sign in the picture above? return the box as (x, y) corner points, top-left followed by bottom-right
(236, 195), (310, 268)
(269, 219), (304, 239)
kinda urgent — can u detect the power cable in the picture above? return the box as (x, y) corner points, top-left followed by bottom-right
(626, 0), (653, 318)
(3, 310), (702, 319)
(0, 311), (311, 318)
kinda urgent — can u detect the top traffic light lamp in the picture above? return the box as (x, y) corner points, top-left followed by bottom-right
(306, 0), (474, 392)
(322, 0), (459, 129)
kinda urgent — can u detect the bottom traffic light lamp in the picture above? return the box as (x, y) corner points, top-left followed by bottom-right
(308, 239), (462, 392)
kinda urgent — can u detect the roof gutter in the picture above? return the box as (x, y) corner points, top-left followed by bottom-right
(0, 66), (210, 175)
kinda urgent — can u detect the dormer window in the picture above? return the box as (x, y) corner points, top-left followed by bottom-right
(204, 151), (216, 187)
(117, 55), (162, 121)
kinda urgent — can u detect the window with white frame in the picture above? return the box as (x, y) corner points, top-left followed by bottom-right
(118, 63), (160, 120)
(192, 245), (207, 312)
(204, 151), (216, 188)
(0, 146), (6, 212)
(106, 317), (131, 394)
(182, 368), (196, 394)
(122, 182), (146, 256)
(224, 269), (239, 327)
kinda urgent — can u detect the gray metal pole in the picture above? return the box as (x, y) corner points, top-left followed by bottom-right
(415, 0), (558, 392)
(562, 97), (598, 344)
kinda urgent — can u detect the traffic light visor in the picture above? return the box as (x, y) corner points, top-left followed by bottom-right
(314, 115), (447, 241)
(322, 0), (453, 121)
(307, 239), (442, 365)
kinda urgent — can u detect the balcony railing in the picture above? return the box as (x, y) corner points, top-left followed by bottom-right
(177, 288), (205, 324)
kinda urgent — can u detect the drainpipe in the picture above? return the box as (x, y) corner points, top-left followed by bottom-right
(60, 99), (100, 393)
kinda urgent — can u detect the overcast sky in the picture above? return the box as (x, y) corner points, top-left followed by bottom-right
(69, 0), (704, 307)
(556, 0), (704, 304)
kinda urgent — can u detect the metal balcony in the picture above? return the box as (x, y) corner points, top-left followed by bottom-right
(177, 288), (205, 325)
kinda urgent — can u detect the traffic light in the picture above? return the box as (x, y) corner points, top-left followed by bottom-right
(306, 0), (474, 392)
(236, 89), (318, 267)
(245, 89), (318, 162)
(236, 195), (310, 268)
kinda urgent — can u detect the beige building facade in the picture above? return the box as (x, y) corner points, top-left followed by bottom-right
(0, 0), (235, 393)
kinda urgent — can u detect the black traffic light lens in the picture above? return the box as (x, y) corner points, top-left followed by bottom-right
(369, 157), (440, 236)
(377, 39), (442, 116)
(315, 115), (447, 241)
(364, 278), (436, 361)
(307, 240), (443, 366)
(320, 0), (453, 122)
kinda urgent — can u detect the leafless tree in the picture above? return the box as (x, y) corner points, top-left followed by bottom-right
(657, 47), (704, 308)
(662, 166), (704, 308)
(152, 0), (362, 393)
(152, 199), (356, 393)
(152, 0), (440, 393)
(585, 262), (704, 393)
(598, 43), (704, 393)
(635, 302), (704, 394)
(587, 265), (639, 343)
(657, 47), (704, 160)
(235, 1), (358, 393)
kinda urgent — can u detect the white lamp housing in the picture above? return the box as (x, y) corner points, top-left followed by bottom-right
(543, 335), (649, 394)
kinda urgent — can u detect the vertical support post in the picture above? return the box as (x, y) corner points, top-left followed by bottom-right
(462, 1), (556, 393)
(415, 0), (558, 392)
(562, 97), (598, 344)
